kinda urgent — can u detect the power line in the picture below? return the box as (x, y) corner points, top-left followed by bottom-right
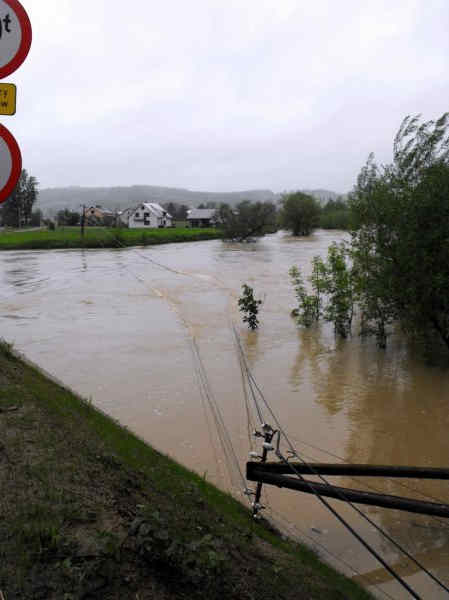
(232, 331), (443, 599)
(265, 503), (398, 600)
(81, 232), (448, 596)
(287, 433), (449, 515)
(91, 229), (246, 499)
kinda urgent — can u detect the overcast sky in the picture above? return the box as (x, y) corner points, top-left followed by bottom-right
(7, 0), (449, 192)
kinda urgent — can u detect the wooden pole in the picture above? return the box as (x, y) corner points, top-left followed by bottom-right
(247, 461), (449, 479)
(246, 467), (449, 518)
(80, 204), (85, 237)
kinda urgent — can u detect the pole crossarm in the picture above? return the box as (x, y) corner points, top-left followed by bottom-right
(248, 461), (449, 479)
(246, 464), (449, 518)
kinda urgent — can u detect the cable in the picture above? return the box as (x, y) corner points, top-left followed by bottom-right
(232, 331), (432, 599)
(85, 231), (448, 596)
(254, 395), (449, 595)
(235, 334), (256, 453)
(197, 354), (226, 489)
(231, 324), (264, 425)
(92, 229), (247, 500)
(288, 444), (449, 534)
(276, 451), (422, 598)
(190, 337), (249, 498)
(249, 360), (449, 595)
(266, 504), (397, 600)
(287, 433), (449, 514)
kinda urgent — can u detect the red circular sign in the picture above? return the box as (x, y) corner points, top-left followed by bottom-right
(0, 0), (32, 79)
(0, 124), (22, 203)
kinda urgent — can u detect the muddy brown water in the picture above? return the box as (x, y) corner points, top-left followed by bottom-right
(1, 230), (448, 598)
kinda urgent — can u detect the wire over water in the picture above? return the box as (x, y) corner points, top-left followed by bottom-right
(232, 326), (449, 598)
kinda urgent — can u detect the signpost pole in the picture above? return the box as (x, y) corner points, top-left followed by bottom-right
(0, 0), (32, 205)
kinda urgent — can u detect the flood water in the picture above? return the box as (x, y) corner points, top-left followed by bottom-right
(1, 230), (448, 599)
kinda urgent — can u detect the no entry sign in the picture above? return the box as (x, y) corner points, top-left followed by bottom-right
(0, 0), (32, 79)
(0, 123), (21, 203)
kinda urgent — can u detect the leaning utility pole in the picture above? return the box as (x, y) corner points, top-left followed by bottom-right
(80, 205), (85, 237)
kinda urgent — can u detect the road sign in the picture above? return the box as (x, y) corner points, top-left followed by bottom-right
(0, 0), (32, 79)
(0, 123), (21, 203)
(0, 82), (16, 114)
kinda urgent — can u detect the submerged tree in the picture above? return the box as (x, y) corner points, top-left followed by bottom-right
(238, 284), (262, 330)
(349, 112), (449, 351)
(279, 192), (321, 236)
(291, 112), (449, 354)
(218, 200), (277, 241)
(290, 243), (354, 338)
(289, 255), (326, 327)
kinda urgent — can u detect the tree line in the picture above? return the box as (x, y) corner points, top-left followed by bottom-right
(196, 193), (348, 241)
(3, 112), (449, 361)
(290, 112), (449, 356)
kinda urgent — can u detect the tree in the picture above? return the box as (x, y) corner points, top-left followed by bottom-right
(218, 200), (277, 241)
(30, 209), (42, 226)
(279, 192), (321, 236)
(349, 113), (449, 351)
(319, 197), (351, 230)
(1, 169), (39, 227)
(163, 202), (189, 221)
(292, 113), (449, 354)
(238, 284), (262, 329)
(57, 208), (80, 226)
(290, 244), (354, 337)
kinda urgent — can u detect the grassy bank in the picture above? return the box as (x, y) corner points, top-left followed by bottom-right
(0, 340), (373, 599)
(0, 227), (222, 250)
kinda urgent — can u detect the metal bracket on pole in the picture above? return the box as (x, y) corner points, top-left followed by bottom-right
(251, 424), (277, 519)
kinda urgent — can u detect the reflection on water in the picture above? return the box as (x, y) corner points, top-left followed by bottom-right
(240, 329), (261, 367)
(0, 232), (448, 599)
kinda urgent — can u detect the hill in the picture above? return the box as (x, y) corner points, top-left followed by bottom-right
(37, 185), (281, 216)
(36, 185), (343, 216)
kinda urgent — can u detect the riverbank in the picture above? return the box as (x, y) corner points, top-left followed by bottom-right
(0, 227), (222, 250)
(0, 340), (373, 600)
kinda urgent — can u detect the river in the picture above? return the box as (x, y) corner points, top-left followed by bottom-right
(1, 230), (448, 598)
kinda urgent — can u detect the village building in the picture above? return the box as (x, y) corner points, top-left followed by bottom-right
(127, 203), (173, 229)
(83, 205), (115, 225)
(186, 208), (219, 228)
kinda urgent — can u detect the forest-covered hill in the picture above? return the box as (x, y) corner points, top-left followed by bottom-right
(37, 185), (341, 215)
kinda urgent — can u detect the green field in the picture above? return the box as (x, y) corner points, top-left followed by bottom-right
(0, 227), (222, 250)
(0, 340), (373, 599)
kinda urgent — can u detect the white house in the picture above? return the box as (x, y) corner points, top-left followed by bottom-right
(128, 203), (173, 229)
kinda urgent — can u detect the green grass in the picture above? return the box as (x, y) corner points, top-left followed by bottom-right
(0, 227), (223, 250)
(0, 341), (374, 599)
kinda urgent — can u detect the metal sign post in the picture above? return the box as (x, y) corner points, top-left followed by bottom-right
(0, 0), (31, 203)
(0, 0), (32, 79)
(0, 122), (21, 203)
